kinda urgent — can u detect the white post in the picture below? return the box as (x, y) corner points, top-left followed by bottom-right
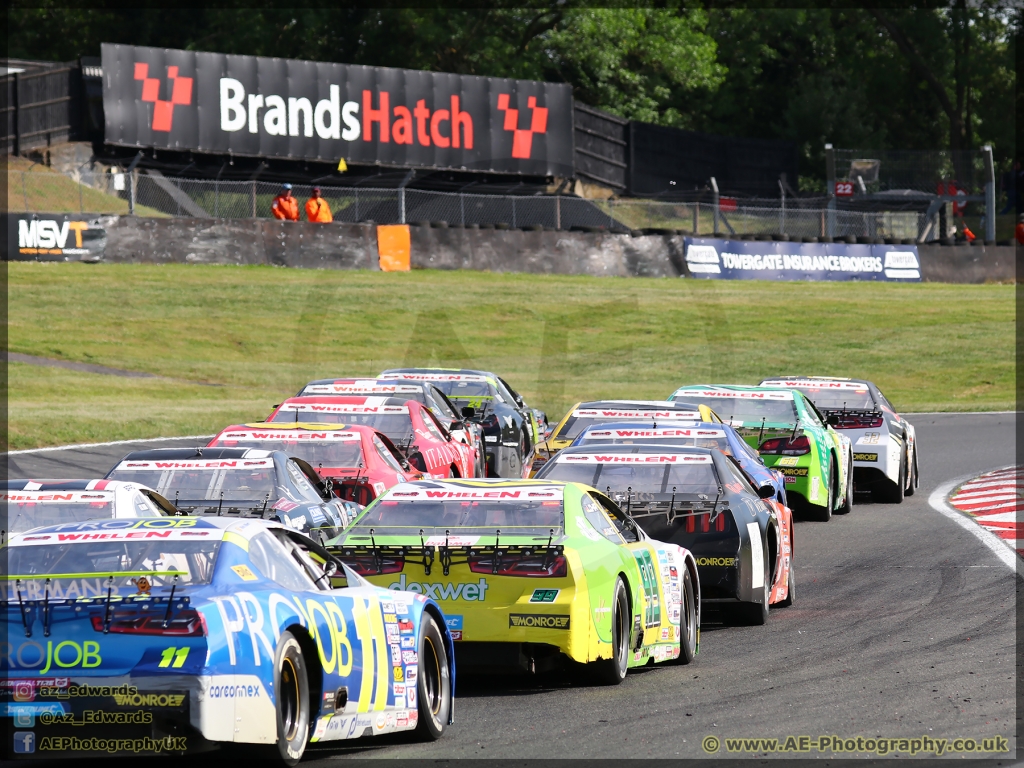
(983, 145), (996, 242)
(710, 176), (720, 235)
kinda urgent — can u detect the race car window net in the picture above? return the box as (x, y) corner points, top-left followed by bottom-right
(672, 395), (797, 426)
(3, 539), (221, 595)
(349, 499), (564, 537)
(270, 410), (414, 442)
(6, 501), (117, 536)
(210, 437), (365, 468)
(577, 433), (732, 455)
(108, 466), (277, 502)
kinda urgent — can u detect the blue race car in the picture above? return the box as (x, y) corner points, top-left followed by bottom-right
(1, 516), (454, 764)
(570, 422), (788, 505)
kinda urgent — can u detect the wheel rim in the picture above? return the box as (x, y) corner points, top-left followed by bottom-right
(280, 656), (300, 742)
(422, 635), (442, 716)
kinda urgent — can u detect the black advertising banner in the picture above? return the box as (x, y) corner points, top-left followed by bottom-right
(102, 43), (575, 177)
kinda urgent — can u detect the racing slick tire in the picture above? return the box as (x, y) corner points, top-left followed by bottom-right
(671, 568), (697, 665)
(875, 448), (906, 504)
(587, 577), (629, 685)
(905, 446), (919, 497)
(809, 460), (835, 522)
(779, 564), (795, 607)
(415, 612), (451, 741)
(736, 555), (770, 626)
(270, 630), (311, 766)
(474, 446), (487, 478)
(836, 457), (854, 515)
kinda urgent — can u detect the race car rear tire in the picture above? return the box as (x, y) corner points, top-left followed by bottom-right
(836, 457), (854, 515)
(271, 630), (311, 766)
(905, 446), (918, 497)
(809, 463), (834, 522)
(587, 578), (629, 685)
(672, 568), (697, 665)
(875, 448), (906, 504)
(737, 557), (770, 626)
(779, 563), (795, 607)
(415, 612), (451, 740)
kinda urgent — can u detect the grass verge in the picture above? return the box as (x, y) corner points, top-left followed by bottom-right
(7, 262), (1015, 450)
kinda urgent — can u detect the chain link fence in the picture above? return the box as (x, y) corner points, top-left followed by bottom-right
(6, 168), (927, 240)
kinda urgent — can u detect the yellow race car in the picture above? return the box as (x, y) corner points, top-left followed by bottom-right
(531, 399), (722, 476)
(327, 478), (701, 684)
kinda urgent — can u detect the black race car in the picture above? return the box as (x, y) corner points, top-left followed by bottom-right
(379, 367), (538, 478)
(105, 447), (359, 543)
(535, 444), (794, 626)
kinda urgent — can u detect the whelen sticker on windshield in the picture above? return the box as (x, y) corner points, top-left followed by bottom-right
(303, 384), (423, 395)
(573, 410), (702, 420)
(221, 431), (361, 442)
(387, 373), (489, 383)
(761, 380), (869, 392)
(11, 518), (220, 545)
(586, 428), (726, 439)
(676, 390), (793, 400)
(559, 454), (713, 464)
(114, 459), (276, 470)
(1, 492), (116, 503)
(384, 484), (565, 500)
(280, 404), (409, 414)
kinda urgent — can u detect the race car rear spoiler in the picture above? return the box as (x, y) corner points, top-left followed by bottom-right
(821, 408), (884, 429)
(329, 529), (564, 577)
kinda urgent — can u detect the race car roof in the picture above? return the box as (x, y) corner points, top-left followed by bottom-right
(280, 395), (411, 407)
(214, 423), (371, 440)
(382, 478), (566, 500)
(576, 422), (729, 439)
(382, 367), (497, 379)
(671, 385), (795, 399)
(556, 444), (716, 460)
(301, 378), (431, 395)
(580, 399), (703, 410)
(759, 376), (873, 388)
(3, 479), (133, 491)
(115, 447), (274, 461)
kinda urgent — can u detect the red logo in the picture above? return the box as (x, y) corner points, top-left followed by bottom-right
(134, 63), (193, 132)
(497, 94), (548, 159)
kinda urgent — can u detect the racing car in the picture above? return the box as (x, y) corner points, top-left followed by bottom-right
(296, 378), (487, 478)
(208, 423), (421, 506)
(105, 448), (354, 543)
(3, 479), (178, 535)
(569, 422), (788, 505)
(379, 369), (540, 479)
(1, 517), (454, 763)
(668, 385), (853, 521)
(535, 444), (793, 625)
(328, 478), (700, 685)
(759, 376), (919, 502)
(267, 396), (477, 480)
(531, 400), (721, 477)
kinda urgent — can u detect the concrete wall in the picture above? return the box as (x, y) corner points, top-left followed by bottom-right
(6, 214), (1017, 283)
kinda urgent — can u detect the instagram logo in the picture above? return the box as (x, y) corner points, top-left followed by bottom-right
(12, 682), (35, 702)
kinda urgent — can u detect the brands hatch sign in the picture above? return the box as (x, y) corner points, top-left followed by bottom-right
(683, 237), (921, 282)
(102, 43), (575, 177)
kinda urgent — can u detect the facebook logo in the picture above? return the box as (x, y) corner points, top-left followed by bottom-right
(13, 731), (35, 753)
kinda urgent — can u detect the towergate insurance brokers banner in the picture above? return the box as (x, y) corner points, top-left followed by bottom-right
(684, 237), (921, 282)
(102, 43), (575, 177)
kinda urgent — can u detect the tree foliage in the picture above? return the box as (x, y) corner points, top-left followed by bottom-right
(7, 3), (1017, 181)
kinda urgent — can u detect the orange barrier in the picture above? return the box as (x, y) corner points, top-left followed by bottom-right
(377, 224), (411, 271)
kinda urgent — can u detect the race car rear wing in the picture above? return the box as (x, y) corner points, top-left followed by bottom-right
(607, 489), (727, 526)
(329, 529), (565, 578)
(821, 408), (884, 429)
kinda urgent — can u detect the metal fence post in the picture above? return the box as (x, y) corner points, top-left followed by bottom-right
(250, 181), (256, 218)
(982, 145), (996, 241)
(460, 193), (465, 227)
(129, 170), (136, 215)
(556, 196), (561, 230)
(778, 178), (786, 234)
(355, 189), (359, 222)
(710, 177), (720, 235)
(399, 187), (406, 224)
(825, 143), (836, 238)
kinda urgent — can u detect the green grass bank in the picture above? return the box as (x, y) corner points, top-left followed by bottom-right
(6, 262), (1015, 450)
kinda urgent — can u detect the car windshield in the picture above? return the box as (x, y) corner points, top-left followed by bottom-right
(350, 498), (563, 536)
(6, 499), (118, 535)
(578, 429), (733, 455)
(210, 436), (365, 468)
(541, 457), (720, 496)
(672, 393), (796, 425)
(556, 410), (697, 440)
(108, 460), (278, 502)
(783, 385), (875, 410)
(430, 380), (496, 402)
(3, 537), (221, 598)
(270, 408), (414, 442)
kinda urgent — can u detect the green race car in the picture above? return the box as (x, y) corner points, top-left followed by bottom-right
(668, 385), (853, 521)
(327, 478), (701, 685)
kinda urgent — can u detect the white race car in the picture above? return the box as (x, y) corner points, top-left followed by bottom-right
(759, 377), (919, 503)
(3, 478), (178, 535)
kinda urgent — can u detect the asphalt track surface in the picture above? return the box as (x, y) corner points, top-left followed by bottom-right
(6, 413), (1018, 761)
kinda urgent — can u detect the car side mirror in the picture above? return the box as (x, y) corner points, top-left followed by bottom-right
(826, 414), (840, 427)
(450, 421), (463, 432)
(323, 560), (339, 577)
(461, 406), (476, 419)
(757, 484), (776, 499)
